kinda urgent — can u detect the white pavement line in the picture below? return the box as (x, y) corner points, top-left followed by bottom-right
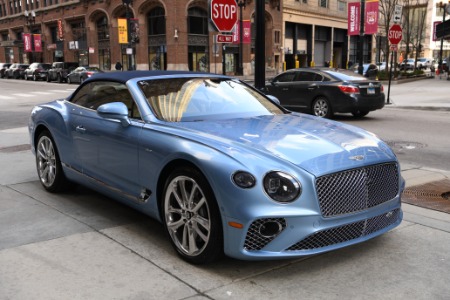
(0, 95), (14, 99)
(31, 92), (54, 95)
(0, 126), (28, 133)
(12, 93), (35, 97)
(48, 90), (73, 93)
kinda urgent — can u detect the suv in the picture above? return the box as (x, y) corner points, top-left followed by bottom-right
(417, 58), (432, 70)
(399, 58), (415, 71)
(47, 62), (79, 83)
(25, 63), (52, 81)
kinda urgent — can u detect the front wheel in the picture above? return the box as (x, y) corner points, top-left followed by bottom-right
(162, 167), (223, 264)
(35, 131), (71, 192)
(312, 97), (333, 118)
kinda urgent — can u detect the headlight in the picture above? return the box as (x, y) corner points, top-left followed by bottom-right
(263, 171), (301, 203)
(232, 171), (256, 188)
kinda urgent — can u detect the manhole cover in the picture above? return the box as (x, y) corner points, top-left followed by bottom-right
(386, 141), (426, 150)
(0, 144), (31, 153)
(402, 179), (450, 214)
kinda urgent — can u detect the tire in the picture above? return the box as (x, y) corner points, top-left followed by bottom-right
(162, 166), (223, 264)
(35, 130), (71, 193)
(312, 97), (333, 118)
(47, 75), (51, 82)
(351, 110), (369, 118)
(33, 74), (37, 81)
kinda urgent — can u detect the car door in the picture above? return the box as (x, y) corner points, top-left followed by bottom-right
(283, 70), (321, 111)
(265, 71), (297, 105)
(69, 81), (144, 199)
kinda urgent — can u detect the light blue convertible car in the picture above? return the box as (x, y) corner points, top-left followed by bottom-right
(29, 71), (404, 264)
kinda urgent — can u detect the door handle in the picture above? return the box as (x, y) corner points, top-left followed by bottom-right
(75, 125), (86, 133)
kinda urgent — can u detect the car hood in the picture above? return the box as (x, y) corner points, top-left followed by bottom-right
(170, 113), (396, 176)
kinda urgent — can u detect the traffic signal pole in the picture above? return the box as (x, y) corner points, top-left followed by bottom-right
(358, 0), (365, 75)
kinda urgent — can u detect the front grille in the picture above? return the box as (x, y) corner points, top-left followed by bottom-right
(287, 208), (400, 251)
(244, 218), (287, 251)
(316, 163), (399, 217)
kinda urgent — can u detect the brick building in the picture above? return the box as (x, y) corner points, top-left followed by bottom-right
(0, 0), (283, 75)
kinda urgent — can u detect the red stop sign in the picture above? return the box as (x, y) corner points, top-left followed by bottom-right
(211, 0), (238, 32)
(388, 24), (402, 45)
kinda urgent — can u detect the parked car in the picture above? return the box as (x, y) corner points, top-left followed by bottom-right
(67, 66), (103, 84)
(399, 58), (415, 70)
(25, 63), (52, 81)
(5, 63), (29, 79)
(47, 62), (79, 83)
(417, 58), (433, 70)
(0, 63), (12, 78)
(264, 68), (385, 118)
(349, 63), (378, 78)
(28, 71), (403, 264)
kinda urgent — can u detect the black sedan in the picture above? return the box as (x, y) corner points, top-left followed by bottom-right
(264, 68), (385, 118)
(67, 66), (103, 84)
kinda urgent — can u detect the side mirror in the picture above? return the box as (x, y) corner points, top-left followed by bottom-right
(266, 95), (281, 105)
(97, 102), (130, 127)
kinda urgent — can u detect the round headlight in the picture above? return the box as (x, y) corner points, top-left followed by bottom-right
(232, 171), (256, 188)
(263, 171), (301, 203)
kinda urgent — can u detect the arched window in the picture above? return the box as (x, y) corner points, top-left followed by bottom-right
(147, 6), (166, 70)
(188, 7), (208, 35)
(148, 6), (165, 35)
(97, 16), (111, 70)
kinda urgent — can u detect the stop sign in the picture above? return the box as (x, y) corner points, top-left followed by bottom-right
(211, 0), (238, 32)
(388, 24), (402, 45)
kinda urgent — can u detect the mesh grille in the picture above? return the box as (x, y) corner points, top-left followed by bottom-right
(316, 163), (399, 217)
(287, 209), (400, 251)
(244, 218), (287, 251)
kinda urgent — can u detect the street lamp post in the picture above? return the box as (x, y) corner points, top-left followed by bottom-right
(122, 0), (133, 70)
(236, 0), (245, 76)
(24, 10), (36, 63)
(358, 0), (365, 75)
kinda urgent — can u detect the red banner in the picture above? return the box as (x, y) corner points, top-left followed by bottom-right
(365, 0), (379, 35)
(348, 2), (360, 36)
(233, 20), (251, 44)
(57, 19), (64, 40)
(23, 33), (32, 52)
(34, 34), (42, 52)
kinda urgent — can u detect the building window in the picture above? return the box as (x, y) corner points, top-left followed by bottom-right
(319, 0), (327, 8)
(188, 7), (208, 35)
(148, 6), (165, 35)
(337, 0), (345, 12)
(274, 30), (280, 44)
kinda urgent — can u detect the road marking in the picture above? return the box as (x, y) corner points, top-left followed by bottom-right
(0, 95), (14, 99)
(31, 92), (54, 95)
(48, 90), (74, 93)
(12, 93), (35, 97)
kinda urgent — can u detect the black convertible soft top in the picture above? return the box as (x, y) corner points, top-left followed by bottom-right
(85, 70), (230, 84)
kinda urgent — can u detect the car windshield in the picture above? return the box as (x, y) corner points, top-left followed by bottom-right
(138, 77), (285, 122)
(86, 67), (100, 71)
(323, 69), (367, 81)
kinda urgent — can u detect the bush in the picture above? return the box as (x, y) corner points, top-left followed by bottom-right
(378, 69), (424, 80)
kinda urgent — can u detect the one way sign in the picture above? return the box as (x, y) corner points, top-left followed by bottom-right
(393, 5), (402, 23)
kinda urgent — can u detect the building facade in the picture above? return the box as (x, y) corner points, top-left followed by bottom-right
(0, 0), (283, 75)
(282, 0), (373, 69)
